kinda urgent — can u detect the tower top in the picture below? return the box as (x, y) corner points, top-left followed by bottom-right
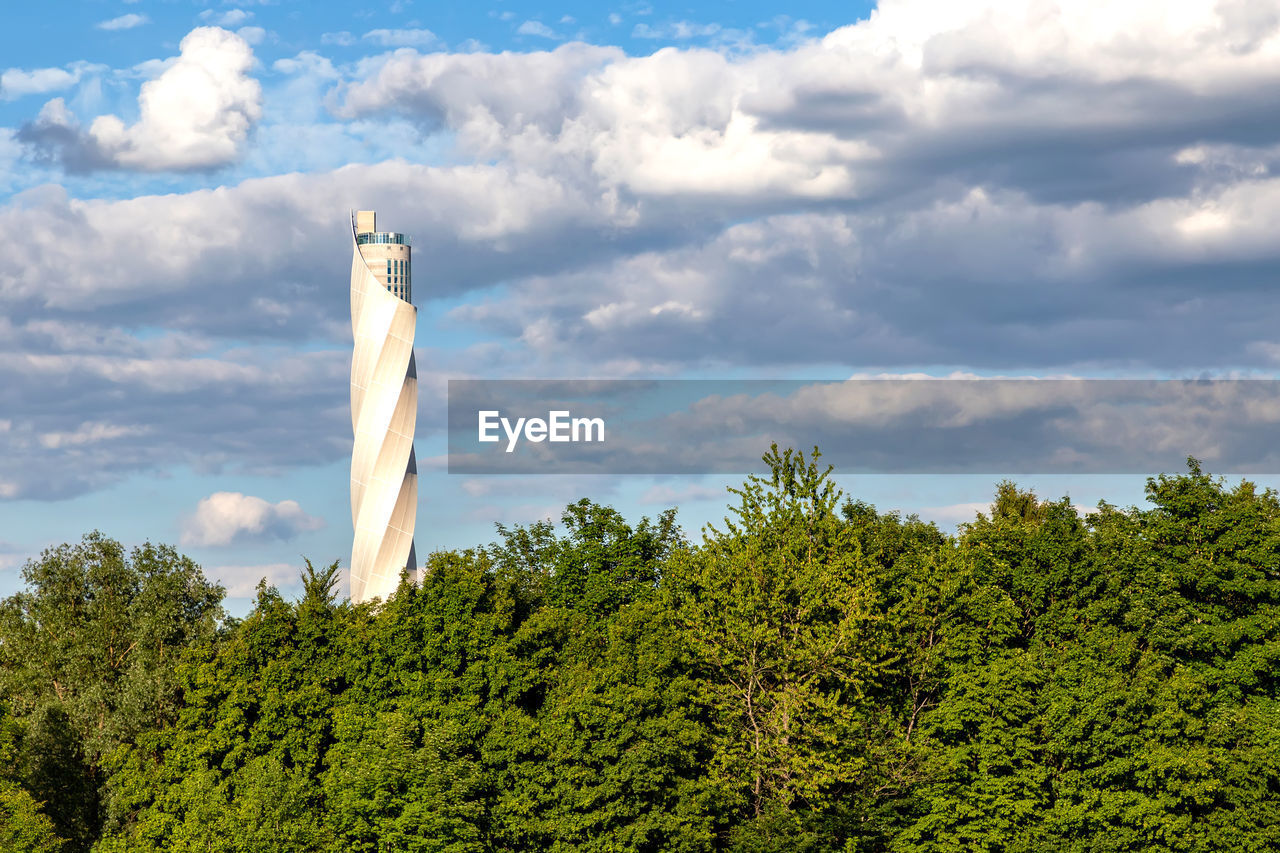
(353, 209), (411, 245)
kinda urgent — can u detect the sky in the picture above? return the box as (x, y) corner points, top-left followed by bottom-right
(3, 0), (1280, 611)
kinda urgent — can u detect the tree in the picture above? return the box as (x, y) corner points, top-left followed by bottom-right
(0, 698), (65, 853)
(0, 781), (65, 853)
(666, 446), (888, 848)
(488, 499), (682, 617)
(0, 532), (224, 851)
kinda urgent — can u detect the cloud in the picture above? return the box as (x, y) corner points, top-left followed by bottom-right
(37, 421), (151, 449)
(335, 42), (623, 146)
(236, 27), (266, 46)
(321, 31), (356, 46)
(7, 0), (1280, 504)
(181, 492), (325, 547)
(916, 502), (992, 526)
(96, 14), (149, 31)
(447, 178), (1280, 372)
(516, 21), (561, 39)
(363, 28), (442, 48)
(639, 482), (727, 505)
(338, 0), (1280, 209)
(1, 67), (80, 101)
(0, 539), (25, 572)
(0, 159), (657, 498)
(632, 21), (722, 39)
(0, 342), (351, 500)
(19, 27), (261, 171)
(447, 379), (1280, 476)
(199, 9), (252, 27)
(206, 561), (317, 598)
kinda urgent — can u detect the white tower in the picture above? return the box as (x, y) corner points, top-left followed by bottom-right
(349, 210), (417, 604)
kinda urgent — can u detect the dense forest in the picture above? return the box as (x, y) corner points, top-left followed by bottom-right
(2, 447), (1278, 852)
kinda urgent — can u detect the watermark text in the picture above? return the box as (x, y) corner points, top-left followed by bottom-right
(478, 410), (605, 452)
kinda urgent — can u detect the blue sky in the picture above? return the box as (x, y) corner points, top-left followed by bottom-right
(4, 0), (1280, 611)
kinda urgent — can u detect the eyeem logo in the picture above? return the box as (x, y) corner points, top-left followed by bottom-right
(478, 410), (605, 453)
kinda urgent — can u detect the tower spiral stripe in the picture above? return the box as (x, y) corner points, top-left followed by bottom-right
(349, 218), (417, 603)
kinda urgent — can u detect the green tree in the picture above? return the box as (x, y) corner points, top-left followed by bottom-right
(488, 499), (682, 617)
(666, 446), (887, 849)
(0, 532), (223, 851)
(0, 699), (66, 853)
(0, 780), (65, 853)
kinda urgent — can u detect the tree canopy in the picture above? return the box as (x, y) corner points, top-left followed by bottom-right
(2, 452), (1277, 852)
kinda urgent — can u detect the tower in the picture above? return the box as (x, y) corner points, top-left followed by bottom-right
(349, 210), (417, 604)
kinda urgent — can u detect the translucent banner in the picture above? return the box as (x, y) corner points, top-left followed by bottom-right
(447, 379), (1280, 474)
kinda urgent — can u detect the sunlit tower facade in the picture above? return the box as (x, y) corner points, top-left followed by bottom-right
(349, 210), (417, 604)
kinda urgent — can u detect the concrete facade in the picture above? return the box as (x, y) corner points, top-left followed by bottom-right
(350, 210), (417, 604)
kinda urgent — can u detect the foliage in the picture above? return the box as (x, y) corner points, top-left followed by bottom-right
(0, 533), (223, 852)
(3, 455), (1278, 852)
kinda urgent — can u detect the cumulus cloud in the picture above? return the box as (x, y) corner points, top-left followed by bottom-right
(181, 492), (325, 547)
(1, 66), (81, 100)
(338, 0), (1280, 207)
(449, 178), (1280, 372)
(8, 0), (1280, 503)
(0, 161), (647, 322)
(517, 21), (561, 39)
(96, 14), (149, 31)
(336, 42), (622, 140)
(0, 342), (351, 500)
(199, 9), (252, 27)
(19, 27), (261, 171)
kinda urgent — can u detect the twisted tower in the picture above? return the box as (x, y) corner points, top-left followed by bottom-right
(350, 210), (417, 604)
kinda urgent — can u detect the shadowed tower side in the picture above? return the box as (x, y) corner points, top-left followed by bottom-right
(350, 209), (417, 604)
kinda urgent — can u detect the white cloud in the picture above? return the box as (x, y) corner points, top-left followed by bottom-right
(96, 14), (149, 31)
(37, 421), (150, 449)
(237, 26), (266, 46)
(363, 28), (442, 48)
(181, 492), (325, 547)
(338, 0), (1280, 207)
(199, 9), (252, 27)
(632, 21), (722, 39)
(321, 31), (356, 46)
(7, 1), (1280, 502)
(21, 27), (261, 171)
(207, 562), (309, 597)
(517, 21), (561, 39)
(917, 502), (992, 525)
(1, 67), (79, 100)
(272, 51), (339, 79)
